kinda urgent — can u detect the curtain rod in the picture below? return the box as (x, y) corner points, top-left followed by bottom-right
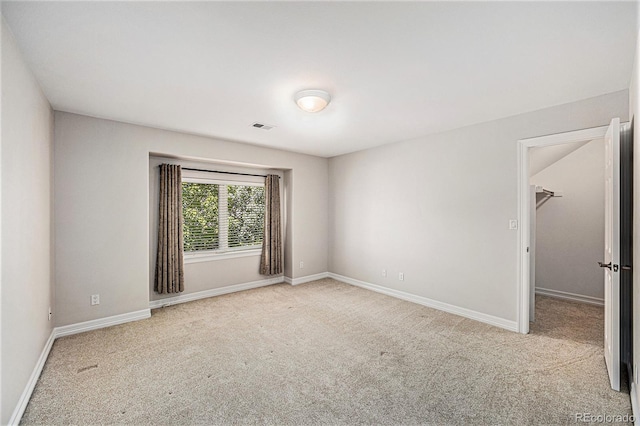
(181, 167), (280, 179)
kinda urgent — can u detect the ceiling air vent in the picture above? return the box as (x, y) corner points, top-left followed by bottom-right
(252, 122), (275, 130)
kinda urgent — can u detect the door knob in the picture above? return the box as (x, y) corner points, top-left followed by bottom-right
(598, 262), (620, 272)
(598, 261), (612, 270)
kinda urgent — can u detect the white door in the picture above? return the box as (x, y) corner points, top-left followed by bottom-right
(603, 117), (620, 391)
(529, 185), (536, 322)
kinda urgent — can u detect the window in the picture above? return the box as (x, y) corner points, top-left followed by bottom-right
(182, 179), (265, 257)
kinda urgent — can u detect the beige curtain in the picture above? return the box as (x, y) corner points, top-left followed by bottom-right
(260, 174), (283, 275)
(155, 164), (185, 294)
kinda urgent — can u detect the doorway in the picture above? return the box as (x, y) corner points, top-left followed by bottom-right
(529, 137), (606, 313)
(517, 125), (611, 333)
(517, 120), (632, 392)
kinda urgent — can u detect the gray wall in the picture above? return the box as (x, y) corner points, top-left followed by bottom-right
(530, 140), (604, 301)
(54, 112), (328, 326)
(148, 156), (284, 302)
(1, 19), (54, 424)
(328, 90), (628, 323)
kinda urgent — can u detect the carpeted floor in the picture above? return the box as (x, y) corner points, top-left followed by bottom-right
(21, 279), (632, 425)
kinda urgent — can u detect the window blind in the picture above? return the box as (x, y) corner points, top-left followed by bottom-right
(224, 184), (265, 249)
(182, 181), (264, 253)
(182, 182), (220, 251)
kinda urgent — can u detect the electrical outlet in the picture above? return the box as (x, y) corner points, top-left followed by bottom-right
(299, 261), (304, 269)
(382, 269), (387, 277)
(91, 294), (100, 306)
(399, 272), (404, 281)
(48, 307), (52, 322)
(509, 219), (518, 230)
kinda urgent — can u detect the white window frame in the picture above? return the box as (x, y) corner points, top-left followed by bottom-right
(182, 176), (265, 263)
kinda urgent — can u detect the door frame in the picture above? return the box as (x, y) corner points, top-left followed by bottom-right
(516, 124), (610, 334)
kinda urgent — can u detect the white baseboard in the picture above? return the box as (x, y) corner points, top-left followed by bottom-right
(55, 309), (151, 338)
(149, 276), (284, 309)
(631, 381), (639, 425)
(328, 272), (518, 332)
(535, 287), (604, 306)
(8, 329), (56, 426)
(285, 272), (329, 286)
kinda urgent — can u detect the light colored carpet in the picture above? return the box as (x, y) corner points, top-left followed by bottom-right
(21, 279), (632, 425)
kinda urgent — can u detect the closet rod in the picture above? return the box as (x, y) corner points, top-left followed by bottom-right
(180, 167), (280, 179)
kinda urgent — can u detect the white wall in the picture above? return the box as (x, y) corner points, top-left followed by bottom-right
(54, 112), (328, 326)
(1, 19), (54, 425)
(328, 90), (628, 324)
(148, 156), (284, 302)
(529, 140), (589, 176)
(530, 139), (604, 301)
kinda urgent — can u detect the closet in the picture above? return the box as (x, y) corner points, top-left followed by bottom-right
(528, 139), (605, 321)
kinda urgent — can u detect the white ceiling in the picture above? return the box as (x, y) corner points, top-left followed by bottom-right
(2, 1), (637, 157)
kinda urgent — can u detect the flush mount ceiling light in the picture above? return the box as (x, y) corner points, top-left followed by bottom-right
(294, 89), (331, 113)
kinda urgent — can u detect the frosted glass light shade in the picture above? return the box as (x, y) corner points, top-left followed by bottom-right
(294, 89), (331, 113)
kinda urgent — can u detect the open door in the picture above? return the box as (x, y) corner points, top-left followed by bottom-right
(529, 185), (536, 322)
(601, 117), (620, 391)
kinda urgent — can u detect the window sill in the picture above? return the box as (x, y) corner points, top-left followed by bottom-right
(184, 248), (262, 264)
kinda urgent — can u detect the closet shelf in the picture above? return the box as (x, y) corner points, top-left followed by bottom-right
(535, 185), (563, 197)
